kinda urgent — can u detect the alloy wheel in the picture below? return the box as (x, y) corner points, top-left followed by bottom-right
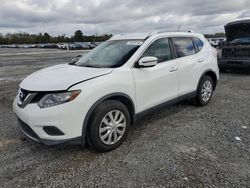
(201, 80), (213, 102)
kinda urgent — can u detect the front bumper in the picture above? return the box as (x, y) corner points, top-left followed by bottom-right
(13, 96), (87, 146)
(17, 118), (83, 145)
(219, 58), (250, 69)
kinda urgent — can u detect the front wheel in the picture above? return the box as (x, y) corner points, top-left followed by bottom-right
(195, 76), (214, 106)
(87, 100), (130, 152)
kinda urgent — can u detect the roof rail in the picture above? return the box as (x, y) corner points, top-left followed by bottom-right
(148, 29), (193, 37)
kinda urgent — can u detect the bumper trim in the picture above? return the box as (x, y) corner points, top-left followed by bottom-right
(39, 136), (84, 146)
(17, 117), (84, 146)
(17, 118), (40, 141)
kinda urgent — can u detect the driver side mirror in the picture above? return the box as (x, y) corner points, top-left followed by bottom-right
(138, 56), (158, 68)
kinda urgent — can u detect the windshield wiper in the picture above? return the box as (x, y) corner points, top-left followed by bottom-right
(80, 64), (101, 68)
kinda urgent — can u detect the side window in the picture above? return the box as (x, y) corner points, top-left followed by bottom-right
(172, 37), (196, 58)
(193, 37), (204, 52)
(142, 38), (172, 63)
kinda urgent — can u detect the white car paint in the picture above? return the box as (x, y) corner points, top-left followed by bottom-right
(13, 31), (219, 145)
(132, 58), (179, 112)
(20, 64), (113, 91)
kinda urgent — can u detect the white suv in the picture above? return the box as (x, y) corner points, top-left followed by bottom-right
(13, 31), (219, 152)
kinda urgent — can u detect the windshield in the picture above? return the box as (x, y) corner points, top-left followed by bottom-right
(75, 40), (143, 68)
(230, 37), (250, 45)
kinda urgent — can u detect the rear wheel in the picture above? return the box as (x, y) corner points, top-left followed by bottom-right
(87, 100), (130, 152)
(195, 76), (214, 106)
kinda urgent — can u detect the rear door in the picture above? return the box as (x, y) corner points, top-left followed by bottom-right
(171, 37), (202, 96)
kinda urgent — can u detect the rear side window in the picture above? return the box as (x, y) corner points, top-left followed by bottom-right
(193, 38), (204, 51)
(142, 38), (172, 63)
(172, 37), (196, 58)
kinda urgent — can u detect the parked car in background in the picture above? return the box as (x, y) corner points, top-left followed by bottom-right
(38, 43), (57, 48)
(208, 38), (226, 47)
(8, 44), (18, 48)
(29, 44), (37, 48)
(218, 19), (250, 72)
(81, 42), (95, 49)
(13, 30), (219, 152)
(57, 43), (68, 49)
(68, 43), (83, 50)
(23, 44), (35, 48)
(91, 42), (101, 47)
(75, 42), (91, 49)
(17, 44), (26, 48)
(0, 42), (100, 50)
(208, 38), (216, 46)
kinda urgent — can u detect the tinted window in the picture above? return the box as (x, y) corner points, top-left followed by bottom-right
(142, 38), (172, 63)
(193, 38), (204, 51)
(172, 37), (196, 58)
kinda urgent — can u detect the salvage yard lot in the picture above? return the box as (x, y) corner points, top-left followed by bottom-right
(0, 48), (249, 187)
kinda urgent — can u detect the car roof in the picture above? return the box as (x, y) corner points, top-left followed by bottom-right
(110, 33), (149, 40)
(109, 30), (204, 41)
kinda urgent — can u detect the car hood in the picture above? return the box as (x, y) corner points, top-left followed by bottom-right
(225, 19), (250, 42)
(20, 64), (113, 91)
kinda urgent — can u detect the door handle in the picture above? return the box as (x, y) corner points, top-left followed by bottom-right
(197, 58), (204, 62)
(169, 67), (178, 72)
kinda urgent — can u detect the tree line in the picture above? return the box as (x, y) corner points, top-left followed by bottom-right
(0, 30), (113, 44)
(0, 29), (226, 44)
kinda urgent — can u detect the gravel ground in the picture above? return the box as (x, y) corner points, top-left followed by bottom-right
(0, 48), (249, 187)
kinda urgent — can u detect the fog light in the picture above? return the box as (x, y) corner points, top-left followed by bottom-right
(43, 126), (64, 136)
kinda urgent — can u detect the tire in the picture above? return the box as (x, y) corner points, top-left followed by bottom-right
(87, 100), (130, 152)
(195, 76), (214, 106)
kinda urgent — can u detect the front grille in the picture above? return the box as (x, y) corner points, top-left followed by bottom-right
(19, 88), (29, 102)
(18, 89), (42, 108)
(17, 118), (40, 141)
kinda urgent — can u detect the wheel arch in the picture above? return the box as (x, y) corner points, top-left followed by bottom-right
(81, 93), (136, 142)
(197, 69), (218, 91)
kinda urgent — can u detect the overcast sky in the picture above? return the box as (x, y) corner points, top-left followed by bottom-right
(0, 0), (249, 36)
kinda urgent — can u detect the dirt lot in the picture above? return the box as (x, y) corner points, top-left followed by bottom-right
(0, 48), (249, 187)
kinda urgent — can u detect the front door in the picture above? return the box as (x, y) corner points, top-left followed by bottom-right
(132, 38), (179, 113)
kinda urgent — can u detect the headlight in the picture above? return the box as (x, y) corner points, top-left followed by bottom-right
(38, 90), (81, 108)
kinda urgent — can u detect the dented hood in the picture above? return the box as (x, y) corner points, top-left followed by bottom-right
(20, 64), (113, 91)
(225, 19), (250, 42)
